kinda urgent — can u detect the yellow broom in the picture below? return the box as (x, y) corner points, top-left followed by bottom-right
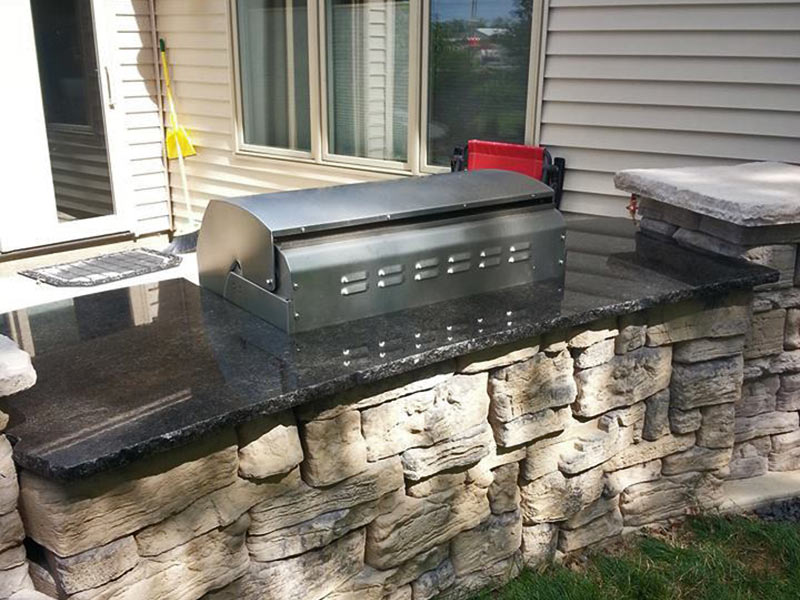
(160, 38), (199, 253)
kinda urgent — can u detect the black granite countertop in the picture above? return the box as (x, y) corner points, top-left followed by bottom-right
(0, 216), (776, 481)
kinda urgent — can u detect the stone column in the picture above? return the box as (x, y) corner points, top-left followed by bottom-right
(0, 335), (38, 599)
(616, 161), (800, 480)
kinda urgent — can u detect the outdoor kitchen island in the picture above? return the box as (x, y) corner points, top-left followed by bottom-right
(0, 215), (780, 600)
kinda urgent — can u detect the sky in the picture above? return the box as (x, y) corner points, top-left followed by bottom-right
(431, 0), (520, 23)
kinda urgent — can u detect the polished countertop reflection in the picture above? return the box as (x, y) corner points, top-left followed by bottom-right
(0, 216), (776, 480)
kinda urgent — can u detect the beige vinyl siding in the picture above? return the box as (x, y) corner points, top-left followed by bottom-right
(114, 0), (171, 234)
(155, 0), (397, 228)
(538, 0), (800, 217)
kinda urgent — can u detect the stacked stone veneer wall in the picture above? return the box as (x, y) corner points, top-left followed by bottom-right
(2, 292), (760, 600)
(638, 198), (800, 480)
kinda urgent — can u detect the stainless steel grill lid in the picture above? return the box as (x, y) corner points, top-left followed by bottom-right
(197, 170), (566, 332)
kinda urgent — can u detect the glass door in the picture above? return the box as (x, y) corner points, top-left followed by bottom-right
(0, 0), (133, 252)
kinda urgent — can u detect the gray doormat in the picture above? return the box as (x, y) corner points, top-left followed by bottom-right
(19, 248), (182, 287)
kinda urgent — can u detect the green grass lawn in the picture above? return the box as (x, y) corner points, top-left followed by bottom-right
(474, 515), (800, 600)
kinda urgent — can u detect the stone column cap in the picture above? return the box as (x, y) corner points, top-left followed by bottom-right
(614, 162), (800, 227)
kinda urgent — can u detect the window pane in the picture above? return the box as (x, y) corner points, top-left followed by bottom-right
(238, 0), (311, 151)
(427, 0), (532, 166)
(326, 0), (409, 162)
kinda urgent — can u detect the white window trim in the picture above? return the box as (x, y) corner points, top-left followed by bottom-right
(228, 0), (543, 176)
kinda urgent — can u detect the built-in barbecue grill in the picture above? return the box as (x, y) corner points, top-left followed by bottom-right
(197, 170), (566, 332)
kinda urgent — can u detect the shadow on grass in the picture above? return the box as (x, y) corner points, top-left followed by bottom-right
(472, 515), (800, 600)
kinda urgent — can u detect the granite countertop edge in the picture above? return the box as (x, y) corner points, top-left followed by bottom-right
(9, 261), (777, 482)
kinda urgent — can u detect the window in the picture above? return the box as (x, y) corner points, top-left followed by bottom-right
(233, 0), (539, 172)
(426, 0), (533, 166)
(326, 0), (410, 162)
(237, 0), (311, 151)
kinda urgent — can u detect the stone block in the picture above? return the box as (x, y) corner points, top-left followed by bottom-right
(247, 498), (379, 562)
(646, 295), (750, 346)
(743, 358), (771, 381)
(401, 424), (492, 480)
(69, 515), (249, 600)
(249, 457), (403, 537)
(247, 528), (365, 600)
(670, 355), (743, 410)
(728, 438), (771, 480)
(390, 545), (451, 589)
(135, 475), (272, 557)
(760, 288), (800, 310)
(47, 536), (138, 596)
(604, 459), (661, 497)
(573, 346), (672, 418)
(521, 432), (572, 481)
(488, 463), (520, 515)
(301, 411), (368, 486)
(573, 339), (615, 369)
(672, 336), (744, 364)
(772, 429), (800, 453)
(0, 437), (18, 517)
(19, 433), (239, 557)
(297, 362), (455, 421)
(768, 447), (800, 471)
(744, 309), (787, 359)
(620, 474), (700, 526)
(436, 552), (522, 600)
(564, 494), (618, 530)
(558, 415), (636, 475)
(488, 350), (576, 424)
(770, 350), (800, 374)
(492, 407), (572, 448)
(0, 336), (36, 398)
(776, 373), (800, 411)
(365, 484), (489, 569)
(785, 309), (800, 350)
(661, 446), (732, 475)
(642, 390), (670, 441)
(457, 339), (539, 374)
(450, 510), (522, 576)
(324, 546), (448, 600)
(25, 563), (55, 599)
(603, 433), (695, 471)
(615, 314), (647, 355)
(521, 523), (557, 567)
(736, 376), (779, 418)
(729, 455), (768, 480)
(558, 507), (623, 552)
(635, 197), (701, 230)
(519, 467), (604, 524)
(0, 563), (33, 600)
(734, 411), (799, 444)
(412, 560), (455, 600)
(669, 408), (702, 435)
(407, 473), (466, 499)
(361, 373), (489, 461)
(698, 214), (800, 246)
(237, 410), (303, 480)
(697, 404), (736, 449)
(0, 511), (25, 553)
(639, 217), (678, 239)
(0, 545), (25, 571)
(567, 318), (618, 349)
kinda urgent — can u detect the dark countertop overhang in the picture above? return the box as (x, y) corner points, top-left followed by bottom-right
(0, 216), (777, 481)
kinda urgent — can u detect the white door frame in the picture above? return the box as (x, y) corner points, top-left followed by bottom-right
(0, 0), (135, 253)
